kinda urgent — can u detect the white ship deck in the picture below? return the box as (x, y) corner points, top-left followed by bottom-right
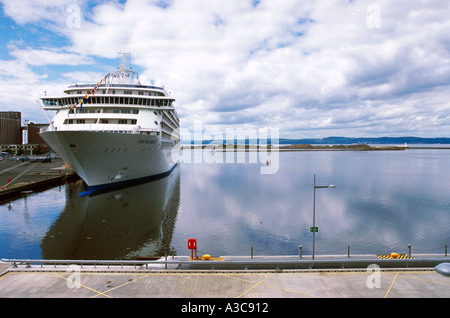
(39, 53), (180, 191)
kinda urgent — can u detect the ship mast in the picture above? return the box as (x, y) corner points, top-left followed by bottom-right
(118, 51), (132, 73)
(110, 51), (140, 85)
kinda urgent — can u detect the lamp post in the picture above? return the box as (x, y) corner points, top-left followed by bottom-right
(312, 174), (335, 260)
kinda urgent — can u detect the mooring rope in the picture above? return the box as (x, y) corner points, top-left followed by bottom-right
(2, 154), (51, 188)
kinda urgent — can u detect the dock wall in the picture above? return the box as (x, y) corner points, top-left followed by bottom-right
(2, 255), (448, 272)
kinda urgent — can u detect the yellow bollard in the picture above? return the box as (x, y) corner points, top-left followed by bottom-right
(390, 252), (399, 259)
(202, 254), (211, 260)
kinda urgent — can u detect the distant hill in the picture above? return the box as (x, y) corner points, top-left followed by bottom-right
(278, 137), (450, 145)
(182, 136), (450, 145)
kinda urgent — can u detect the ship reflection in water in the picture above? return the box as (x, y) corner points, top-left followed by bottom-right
(41, 165), (180, 260)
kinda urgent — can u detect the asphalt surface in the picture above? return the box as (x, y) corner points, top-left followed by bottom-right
(0, 157), (70, 186)
(1, 256), (449, 300)
(0, 157), (77, 202)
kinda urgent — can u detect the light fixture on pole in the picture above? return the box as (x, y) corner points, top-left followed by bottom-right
(312, 173), (336, 260)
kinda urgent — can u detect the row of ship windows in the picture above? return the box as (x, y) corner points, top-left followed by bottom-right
(68, 108), (139, 114)
(63, 119), (180, 135)
(66, 108), (179, 125)
(44, 97), (174, 107)
(66, 108), (178, 126)
(66, 130), (160, 136)
(64, 119), (138, 125)
(62, 118), (179, 129)
(73, 90), (164, 96)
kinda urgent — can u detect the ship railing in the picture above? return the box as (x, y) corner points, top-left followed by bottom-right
(1, 258), (167, 270)
(41, 124), (159, 135)
(2, 255), (450, 271)
(68, 83), (164, 90)
(40, 125), (53, 133)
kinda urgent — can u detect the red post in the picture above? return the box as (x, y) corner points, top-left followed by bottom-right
(187, 239), (197, 260)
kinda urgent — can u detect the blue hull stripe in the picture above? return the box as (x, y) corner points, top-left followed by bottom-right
(79, 163), (179, 197)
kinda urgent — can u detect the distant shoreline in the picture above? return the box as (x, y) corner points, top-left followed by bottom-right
(180, 144), (415, 151)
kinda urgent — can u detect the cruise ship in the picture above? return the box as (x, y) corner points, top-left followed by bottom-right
(40, 53), (180, 195)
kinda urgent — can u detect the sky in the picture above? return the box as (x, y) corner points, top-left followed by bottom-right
(0, 0), (449, 139)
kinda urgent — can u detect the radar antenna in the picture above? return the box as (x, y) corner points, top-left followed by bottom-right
(118, 51), (132, 72)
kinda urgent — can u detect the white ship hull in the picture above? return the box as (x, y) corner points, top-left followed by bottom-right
(41, 130), (178, 193)
(40, 53), (180, 194)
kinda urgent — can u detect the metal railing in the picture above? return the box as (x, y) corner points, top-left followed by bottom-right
(1, 258), (163, 269)
(2, 255), (448, 271)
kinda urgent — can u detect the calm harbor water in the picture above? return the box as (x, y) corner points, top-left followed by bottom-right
(1, 148), (449, 260)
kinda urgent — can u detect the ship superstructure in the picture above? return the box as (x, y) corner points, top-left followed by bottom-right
(40, 53), (180, 193)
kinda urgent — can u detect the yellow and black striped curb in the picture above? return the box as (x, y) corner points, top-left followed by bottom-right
(377, 254), (414, 259)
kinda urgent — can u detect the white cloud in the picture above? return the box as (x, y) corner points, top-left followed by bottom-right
(0, 0), (83, 26)
(0, 59), (55, 122)
(0, 59), (43, 81)
(8, 46), (94, 66)
(1, 0), (450, 137)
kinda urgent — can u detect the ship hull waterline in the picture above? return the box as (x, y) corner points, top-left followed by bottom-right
(40, 130), (179, 196)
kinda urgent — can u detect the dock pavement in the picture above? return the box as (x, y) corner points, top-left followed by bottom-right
(0, 254), (449, 301)
(0, 157), (78, 202)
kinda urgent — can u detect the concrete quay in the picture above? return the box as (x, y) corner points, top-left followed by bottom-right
(0, 158), (78, 202)
(1, 255), (449, 299)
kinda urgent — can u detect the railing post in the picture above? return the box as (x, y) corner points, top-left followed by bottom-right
(348, 246), (350, 258)
(299, 246), (302, 259)
(251, 246), (253, 259)
(408, 244), (411, 258)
